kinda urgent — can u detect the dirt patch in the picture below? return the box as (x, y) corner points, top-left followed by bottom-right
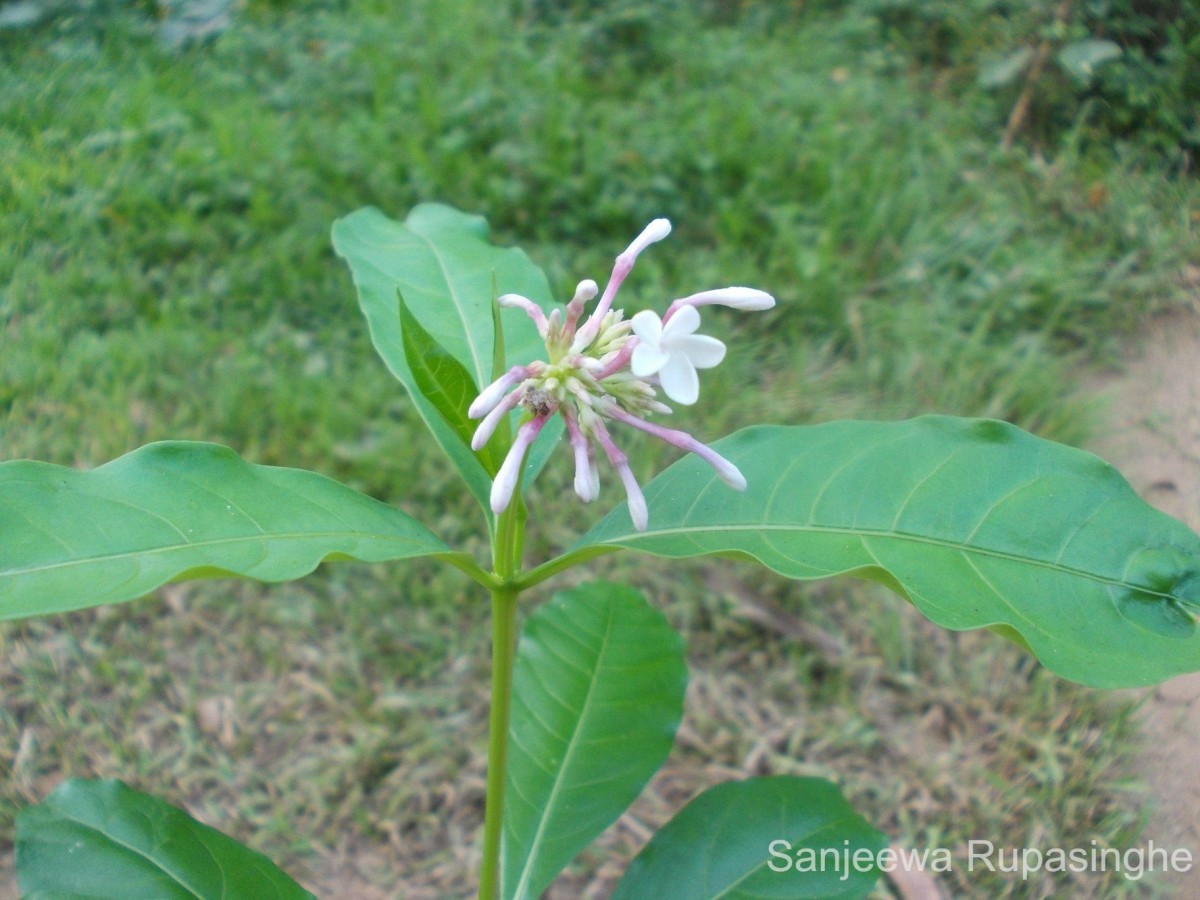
(1088, 306), (1200, 894)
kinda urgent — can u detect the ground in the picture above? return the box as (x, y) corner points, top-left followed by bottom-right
(1090, 299), (1200, 897)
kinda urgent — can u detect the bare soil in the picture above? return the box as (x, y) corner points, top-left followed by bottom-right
(1089, 306), (1200, 896)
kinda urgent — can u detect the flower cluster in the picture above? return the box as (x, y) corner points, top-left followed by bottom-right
(468, 219), (773, 530)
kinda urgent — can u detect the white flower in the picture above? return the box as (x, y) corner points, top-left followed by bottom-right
(629, 305), (726, 406)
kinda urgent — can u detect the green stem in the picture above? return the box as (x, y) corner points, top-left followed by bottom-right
(437, 551), (501, 590)
(514, 545), (620, 591)
(478, 496), (524, 900)
(477, 582), (518, 900)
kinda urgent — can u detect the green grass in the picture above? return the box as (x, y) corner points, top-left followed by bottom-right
(2, 0), (1197, 896)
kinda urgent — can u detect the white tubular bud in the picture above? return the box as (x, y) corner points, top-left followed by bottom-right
(469, 366), (527, 419)
(565, 279), (599, 333)
(678, 287), (775, 311)
(570, 279), (598, 307)
(616, 464), (648, 531)
(563, 407), (599, 502)
(471, 387), (523, 450)
(699, 448), (747, 490)
(621, 218), (672, 262)
(489, 415), (547, 514)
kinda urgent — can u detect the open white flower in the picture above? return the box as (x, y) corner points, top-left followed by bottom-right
(629, 305), (726, 406)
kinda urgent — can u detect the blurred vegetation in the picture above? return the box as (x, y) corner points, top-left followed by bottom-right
(1, 0), (1197, 895)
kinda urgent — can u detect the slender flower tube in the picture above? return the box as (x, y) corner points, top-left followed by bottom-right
(602, 404), (746, 490)
(470, 364), (536, 420)
(498, 294), (550, 338)
(490, 414), (549, 514)
(471, 386), (526, 451)
(591, 418), (648, 531)
(572, 219), (671, 353)
(467, 217), (771, 530)
(562, 407), (599, 501)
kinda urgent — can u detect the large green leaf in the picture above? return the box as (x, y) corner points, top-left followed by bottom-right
(503, 582), (688, 900)
(0, 441), (450, 620)
(17, 779), (314, 899)
(613, 777), (886, 899)
(332, 204), (562, 512)
(574, 417), (1200, 688)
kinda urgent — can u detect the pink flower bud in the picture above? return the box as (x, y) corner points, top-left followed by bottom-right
(471, 387), (524, 450)
(592, 418), (649, 531)
(565, 279), (598, 332)
(563, 408), (599, 502)
(498, 293), (550, 337)
(469, 366), (530, 419)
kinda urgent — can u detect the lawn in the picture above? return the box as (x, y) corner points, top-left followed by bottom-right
(2, 0), (1197, 896)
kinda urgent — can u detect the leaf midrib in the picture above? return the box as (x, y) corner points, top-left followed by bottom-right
(38, 812), (209, 899)
(510, 603), (617, 900)
(586, 522), (1183, 602)
(712, 816), (864, 899)
(1, 529), (442, 580)
(405, 229), (487, 386)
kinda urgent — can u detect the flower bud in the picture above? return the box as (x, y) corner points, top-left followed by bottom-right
(490, 415), (548, 514)
(677, 287), (775, 311)
(622, 218), (672, 262)
(469, 366), (526, 419)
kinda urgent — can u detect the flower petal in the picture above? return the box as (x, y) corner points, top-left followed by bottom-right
(631, 343), (670, 377)
(677, 334), (726, 369)
(630, 309), (663, 344)
(659, 352), (699, 405)
(662, 303), (700, 338)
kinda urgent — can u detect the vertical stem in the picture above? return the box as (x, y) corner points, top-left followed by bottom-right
(1001, 0), (1073, 151)
(477, 582), (518, 900)
(478, 492), (524, 900)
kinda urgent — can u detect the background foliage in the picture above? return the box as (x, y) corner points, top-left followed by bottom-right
(1, 0), (1197, 895)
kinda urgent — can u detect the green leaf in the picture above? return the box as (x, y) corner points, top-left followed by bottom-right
(613, 777), (886, 900)
(503, 582), (688, 900)
(332, 204), (562, 511)
(978, 46), (1033, 88)
(0, 441), (449, 620)
(574, 417), (1200, 689)
(1057, 39), (1122, 83)
(17, 778), (313, 899)
(397, 287), (496, 474)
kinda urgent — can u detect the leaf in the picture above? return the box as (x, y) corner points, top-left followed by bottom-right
(17, 779), (314, 899)
(573, 417), (1200, 689)
(332, 204), (563, 512)
(1057, 39), (1122, 83)
(613, 777), (886, 900)
(397, 288), (497, 473)
(978, 46), (1034, 88)
(0, 441), (450, 620)
(503, 582), (688, 900)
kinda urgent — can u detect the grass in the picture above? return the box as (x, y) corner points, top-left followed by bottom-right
(2, 0), (1198, 896)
